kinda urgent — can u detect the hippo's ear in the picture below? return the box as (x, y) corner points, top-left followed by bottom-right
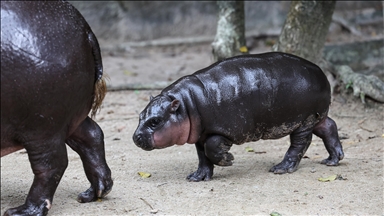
(170, 100), (180, 113)
(149, 95), (154, 101)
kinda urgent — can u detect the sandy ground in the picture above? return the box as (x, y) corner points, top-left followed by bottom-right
(1, 44), (383, 215)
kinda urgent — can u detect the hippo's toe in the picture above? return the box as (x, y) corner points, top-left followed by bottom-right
(269, 160), (299, 174)
(321, 148), (344, 166)
(77, 178), (113, 203)
(187, 164), (214, 182)
(321, 156), (341, 166)
(4, 200), (50, 216)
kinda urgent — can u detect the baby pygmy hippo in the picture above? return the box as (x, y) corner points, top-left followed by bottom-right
(133, 52), (344, 181)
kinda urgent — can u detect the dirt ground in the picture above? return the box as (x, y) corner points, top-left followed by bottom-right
(1, 42), (383, 216)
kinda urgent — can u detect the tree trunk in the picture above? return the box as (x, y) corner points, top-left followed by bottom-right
(211, 1), (248, 62)
(272, 0), (336, 64)
(273, 0), (384, 104)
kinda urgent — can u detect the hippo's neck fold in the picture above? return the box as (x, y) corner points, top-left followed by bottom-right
(163, 76), (203, 144)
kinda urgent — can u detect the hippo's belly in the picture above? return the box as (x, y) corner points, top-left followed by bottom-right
(207, 107), (321, 145)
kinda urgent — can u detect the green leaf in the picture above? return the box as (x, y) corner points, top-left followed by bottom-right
(270, 211), (282, 216)
(346, 81), (353, 89)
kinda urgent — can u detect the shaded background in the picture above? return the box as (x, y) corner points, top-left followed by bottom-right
(70, 1), (382, 43)
(68, 1), (383, 91)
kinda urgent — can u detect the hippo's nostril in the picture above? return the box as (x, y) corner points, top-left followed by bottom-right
(134, 134), (141, 141)
(132, 134), (154, 151)
(133, 134), (143, 145)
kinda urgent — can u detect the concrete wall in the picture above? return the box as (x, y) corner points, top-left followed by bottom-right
(69, 1), (289, 42)
(69, 1), (382, 43)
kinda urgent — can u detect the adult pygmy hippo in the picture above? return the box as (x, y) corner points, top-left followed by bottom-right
(1, 1), (113, 215)
(133, 52), (344, 182)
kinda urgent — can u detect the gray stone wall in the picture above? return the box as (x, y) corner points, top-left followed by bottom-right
(69, 1), (382, 43)
(69, 1), (289, 42)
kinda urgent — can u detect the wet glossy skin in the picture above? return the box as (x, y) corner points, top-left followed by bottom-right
(1, 1), (112, 215)
(133, 52), (344, 182)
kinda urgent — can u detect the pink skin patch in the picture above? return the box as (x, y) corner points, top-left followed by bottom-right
(1, 145), (24, 157)
(153, 115), (191, 149)
(45, 199), (51, 210)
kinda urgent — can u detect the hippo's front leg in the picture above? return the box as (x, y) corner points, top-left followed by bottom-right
(187, 141), (214, 182)
(66, 117), (113, 203)
(187, 136), (234, 181)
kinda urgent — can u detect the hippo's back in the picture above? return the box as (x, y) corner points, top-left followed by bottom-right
(1, 1), (93, 67)
(191, 52), (331, 142)
(1, 1), (98, 143)
(195, 52), (329, 106)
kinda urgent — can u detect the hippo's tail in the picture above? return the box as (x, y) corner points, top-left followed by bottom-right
(88, 31), (107, 118)
(91, 75), (108, 118)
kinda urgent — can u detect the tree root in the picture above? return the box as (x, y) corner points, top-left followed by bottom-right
(332, 15), (362, 37)
(335, 65), (384, 103)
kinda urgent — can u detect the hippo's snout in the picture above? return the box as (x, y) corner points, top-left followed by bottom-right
(132, 132), (154, 151)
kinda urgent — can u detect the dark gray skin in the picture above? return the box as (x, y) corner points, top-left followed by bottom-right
(1, 1), (112, 216)
(133, 52), (344, 182)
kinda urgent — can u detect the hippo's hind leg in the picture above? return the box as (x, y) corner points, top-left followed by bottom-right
(187, 135), (234, 182)
(66, 117), (113, 203)
(313, 116), (344, 165)
(5, 137), (68, 216)
(270, 128), (312, 174)
(204, 135), (234, 166)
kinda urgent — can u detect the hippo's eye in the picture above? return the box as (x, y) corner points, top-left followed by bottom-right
(149, 117), (162, 128)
